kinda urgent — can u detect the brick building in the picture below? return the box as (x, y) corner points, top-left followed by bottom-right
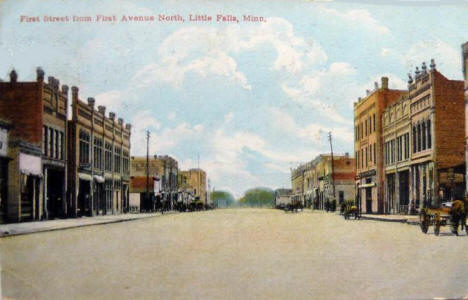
(67, 87), (131, 217)
(0, 119), (11, 223)
(291, 154), (355, 210)
(130, 155), (178, 211)
(462, 42), (468, 195)
(179, 168), (207, 205)
(0, 69), (68, 222)
(354, 77), (406, 213)
(382, 93), (411, 214)
(407, 61), (464, 210)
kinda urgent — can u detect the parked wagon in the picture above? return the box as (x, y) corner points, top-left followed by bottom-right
(419, 200), (467, 236)
(341, 200), (361, 220)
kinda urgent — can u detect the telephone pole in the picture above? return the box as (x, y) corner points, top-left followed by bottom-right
(328, 131), (336, 203)
(146, 130), (150, 211)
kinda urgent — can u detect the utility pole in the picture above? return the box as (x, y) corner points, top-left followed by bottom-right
(328, 131), (336, 203)
(146, 130), (150, 212)
(198, 153), (201, 204)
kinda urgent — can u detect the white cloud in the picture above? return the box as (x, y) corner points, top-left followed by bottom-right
(321, 8), (390, 35)
(168, 112), (176, 120)
(132, 17), (328, 91)
(268, 107), (353, 144)
(404, 39), (462, 79)
(95, 90), (125, 113)
(224, 112), (234, 123)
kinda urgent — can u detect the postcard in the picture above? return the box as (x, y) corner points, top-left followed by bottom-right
(1, 0), (468, 299)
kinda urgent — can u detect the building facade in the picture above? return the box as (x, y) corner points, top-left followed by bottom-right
(382, 94), (411, 214)
(291, 154), (355, 210)
(130, 155), (178, 211)
(274, 188), (292, 207)
(68, 87), (131, 217)
(0, 69), (68, 222)
(180, 168), (207, 205)
(0, 120), (11, 223)
(354, 77), (406, 213)
(462, 42), (468, 196)
(407, 62), (464, 211)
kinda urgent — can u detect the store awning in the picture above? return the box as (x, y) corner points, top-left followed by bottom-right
(19, 153), (42, 177)
(78, 173), (92, 181)
(94, 175), (105, 183)
(358, 182), (376, 189)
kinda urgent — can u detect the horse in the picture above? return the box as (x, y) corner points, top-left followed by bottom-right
(450, 199), (466, 235)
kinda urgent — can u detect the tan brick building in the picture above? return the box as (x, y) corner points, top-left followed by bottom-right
(291, 154), (355, 210)
(130, 155), (178, 211)
(354, 77), (406, 213)
(180, 168), (207, 205)
(0, 69), (68, 222)
(382, 93), (411, 214)
(68, 87), (131, 217)
(407, 61), (464, 210)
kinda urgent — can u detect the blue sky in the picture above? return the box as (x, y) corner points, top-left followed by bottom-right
(1, 0), (468, 197)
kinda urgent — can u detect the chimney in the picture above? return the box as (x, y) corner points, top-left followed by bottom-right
(118, 118), (124, 126)
(109, 112), (116, 120)
(87, 97), (95, 108)
(381, 77), (389, 89)
(61, 85), (69, 95)
(9, 69), (17, 83)
(47, 76), (54, 85)
(71, 86), (79, 101)
(415, 66), (420, 79)
(374, 81), (378, 90)
(125, 123), (132, 131)
(98, 105), (106, 115)
(366, 90), (370, 96)
(36, 67), (45, 82)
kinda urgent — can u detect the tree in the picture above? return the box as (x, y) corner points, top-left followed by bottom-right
(211, 190), (235, 207)
(238, 188), (275, 207)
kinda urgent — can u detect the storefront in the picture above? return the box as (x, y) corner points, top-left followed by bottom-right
(19, 152), (43, 221)
(0, 123), (10, 223)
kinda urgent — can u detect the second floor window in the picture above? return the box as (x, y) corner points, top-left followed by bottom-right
(79, 130), (90, 164)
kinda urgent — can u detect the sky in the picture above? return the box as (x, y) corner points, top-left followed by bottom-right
(1, 0), (468, 198)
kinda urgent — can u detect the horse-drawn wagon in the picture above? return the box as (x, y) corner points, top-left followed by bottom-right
(419, 200), (467, 236)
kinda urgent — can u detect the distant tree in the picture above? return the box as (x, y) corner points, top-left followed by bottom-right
(238, 188), (275, 207)
(211, 190), (235, 207)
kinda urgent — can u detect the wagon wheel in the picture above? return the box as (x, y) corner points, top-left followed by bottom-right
(420, 210), (429, 234)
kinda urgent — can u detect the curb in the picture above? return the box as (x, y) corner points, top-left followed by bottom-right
(0, 211), (181, 238)
(359, 215), (408, 223)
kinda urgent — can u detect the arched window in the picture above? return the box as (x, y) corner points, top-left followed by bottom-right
(427, 119), (431, 149)
(422, 121), (426, 150)
(417, 123), (421, 152)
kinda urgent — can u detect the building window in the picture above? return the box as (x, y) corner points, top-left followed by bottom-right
(48, 127), (54, 158)
(422, 122), (426, 150)
(79, 130), (90, 164)
(339, 191), (344, 204)
(94, 138), (103, 170)
(105, 142), (112, 172)
(55, 130), (59, 159)
(43, 126), (48, 155)
(369, 144), (372, 163)
(413, 126), (416, 153)
(427, 120), (431, 149)
(123, 150), (130, 175)
(373, 142), (376, 163)
(373, 114), (376, 132)
(114, 147), (121, 173)
(59, 132), (64, 160)
(365, 147), (368, 168)
(405, 133), (409, 159)
(417, 123), (421, 152)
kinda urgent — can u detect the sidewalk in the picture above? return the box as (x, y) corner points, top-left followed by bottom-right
(0, 212), (170, 238)
(359, 214), (420, 225)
